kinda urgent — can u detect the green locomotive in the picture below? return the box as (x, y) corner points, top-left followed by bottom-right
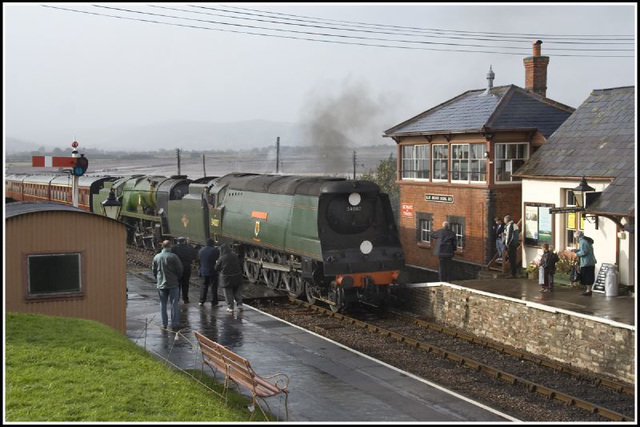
(206, 174), (405, 311)
(93, 172), (405, 311)
(93, 174), (192, 248)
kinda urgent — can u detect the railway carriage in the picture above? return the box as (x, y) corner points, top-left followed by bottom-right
(5, 173), (117, 212)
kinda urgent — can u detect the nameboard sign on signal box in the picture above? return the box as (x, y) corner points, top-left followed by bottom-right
(425, 194), (454, 203)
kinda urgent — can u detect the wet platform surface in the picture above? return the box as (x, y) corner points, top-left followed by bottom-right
(126, 272), (514, 422)
(449, 277), (635, 327)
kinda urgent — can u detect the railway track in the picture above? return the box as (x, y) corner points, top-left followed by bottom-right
(255, 298), (634, 422)
(390, 311), (634, 396)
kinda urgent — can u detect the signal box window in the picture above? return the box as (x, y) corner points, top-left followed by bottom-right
(401, 145), (429, 179)
(495, 143), (528, 182)
(27, 253), (83, 300)
(432, 144), (449, 181)
(416, 212), (433, 244)
(447, 216), (466, 249)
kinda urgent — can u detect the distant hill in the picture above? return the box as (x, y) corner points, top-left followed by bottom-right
(5, 137), (56, 154)
(5, 119), (393, 154)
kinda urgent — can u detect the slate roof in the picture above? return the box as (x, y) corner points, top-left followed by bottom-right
(6, 201), (88, 219)
(514, 86), (635, 217)
(384, 85), (574, 138)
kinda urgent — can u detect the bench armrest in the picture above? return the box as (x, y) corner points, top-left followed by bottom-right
(261, 373), (290, 391)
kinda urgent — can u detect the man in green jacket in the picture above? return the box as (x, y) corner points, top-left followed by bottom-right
(152, 240), (184, 330)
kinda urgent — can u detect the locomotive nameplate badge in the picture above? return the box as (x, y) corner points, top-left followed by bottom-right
(211, 219), (219, 227)
(182, 214), (189, 228)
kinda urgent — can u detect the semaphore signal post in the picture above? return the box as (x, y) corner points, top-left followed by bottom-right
(31, 140), (89, 207)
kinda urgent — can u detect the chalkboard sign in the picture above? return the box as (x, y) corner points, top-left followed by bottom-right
(593, 263), (615, 293)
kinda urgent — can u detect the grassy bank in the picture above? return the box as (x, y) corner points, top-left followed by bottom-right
(5, 312), (268, 422)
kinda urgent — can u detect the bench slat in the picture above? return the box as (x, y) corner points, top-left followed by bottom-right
(194, 331), (289, 420)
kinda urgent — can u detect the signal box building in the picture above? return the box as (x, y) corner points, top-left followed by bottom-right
(384, 42), (574, 280)
(5, 202), (127, 332)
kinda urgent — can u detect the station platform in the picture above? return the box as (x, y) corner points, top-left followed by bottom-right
(450, 277), (635, 326)
(125, 272), (514, 422)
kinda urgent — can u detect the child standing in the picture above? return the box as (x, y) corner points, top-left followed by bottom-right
(540, 243), (559, 292)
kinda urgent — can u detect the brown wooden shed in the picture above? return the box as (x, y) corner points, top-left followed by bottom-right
(5, 202), (127, 333)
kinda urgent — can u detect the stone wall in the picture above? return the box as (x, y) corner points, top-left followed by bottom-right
(392, 284), (635, 385)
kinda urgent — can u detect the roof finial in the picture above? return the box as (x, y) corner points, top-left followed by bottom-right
(487, 65), (495, 90)
(481, 65), (495, 96)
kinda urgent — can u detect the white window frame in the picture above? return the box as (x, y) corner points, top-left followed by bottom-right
(494, 142), (529, 183)
(451, 144), (469, 183)
(401, 144), (430, 180)
(450, 222), (465, 249)
(419, 217), (432, 243)
(432, 144), (449, 182)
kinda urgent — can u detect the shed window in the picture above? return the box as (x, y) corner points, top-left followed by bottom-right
(27, 253), (83, 298)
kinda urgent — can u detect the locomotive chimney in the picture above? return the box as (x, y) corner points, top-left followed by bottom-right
(523, 40), (549, 97)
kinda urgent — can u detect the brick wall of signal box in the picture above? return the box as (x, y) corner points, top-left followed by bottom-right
(399, 182), (522, 275)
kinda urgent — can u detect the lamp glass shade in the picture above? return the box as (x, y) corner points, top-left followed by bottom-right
(101, 190), (122, 220)
(571, 176), (595, 209)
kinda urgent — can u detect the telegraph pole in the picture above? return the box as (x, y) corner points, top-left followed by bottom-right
(353, 150), (357, 180)
(71, 141), (79, 207)
(276, 137), (280, 174)
(202, 153), (207, 177)
(176, 148), (181, 176)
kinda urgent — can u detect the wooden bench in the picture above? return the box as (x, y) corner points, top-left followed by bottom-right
(194, 331), (290, 421)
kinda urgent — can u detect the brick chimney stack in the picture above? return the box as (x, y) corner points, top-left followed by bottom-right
(524, 40), (549, 97)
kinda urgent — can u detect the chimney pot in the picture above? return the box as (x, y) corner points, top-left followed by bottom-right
(532, 40), (543, 57)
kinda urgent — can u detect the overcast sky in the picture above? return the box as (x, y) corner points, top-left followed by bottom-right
(3, 2), (636, 151)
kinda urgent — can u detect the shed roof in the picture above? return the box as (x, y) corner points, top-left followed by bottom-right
(514, 86), (635, 217)
(6, 201), (90, 219)
(384, 85), (574, 138)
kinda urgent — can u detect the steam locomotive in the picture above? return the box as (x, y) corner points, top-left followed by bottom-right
(5, 172), (405, 311)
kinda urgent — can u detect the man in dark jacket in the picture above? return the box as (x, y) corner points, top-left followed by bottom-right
(430, 221), (458, 282)
(503, 215), (520, 278)
(172, 237), (197, 303)
(198, 239), (220, 307)
(215, 243), (244, 313)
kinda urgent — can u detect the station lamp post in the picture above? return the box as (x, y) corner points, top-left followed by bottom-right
(101, 189), (122, 220)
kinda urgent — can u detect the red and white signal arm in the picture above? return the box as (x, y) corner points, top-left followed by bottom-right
(71, 141), (79, 148)
(32, 156), (77, 168)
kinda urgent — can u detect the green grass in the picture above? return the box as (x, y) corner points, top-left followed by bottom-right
(5, 312), (272, 421)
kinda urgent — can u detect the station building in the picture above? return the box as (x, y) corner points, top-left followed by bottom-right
(384, 41), (574, 279)
(515, 86), (635, 290)
(5, 202), (127, 332)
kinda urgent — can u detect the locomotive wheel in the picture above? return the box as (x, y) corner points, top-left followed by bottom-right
(328, 281), (345, 313)
(304, 280), (317, 305)
(287, 272), (304, 299)
(262, 252), (283, 289)
(243, 247), (261, 283)
(133, 233), (145, 248)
